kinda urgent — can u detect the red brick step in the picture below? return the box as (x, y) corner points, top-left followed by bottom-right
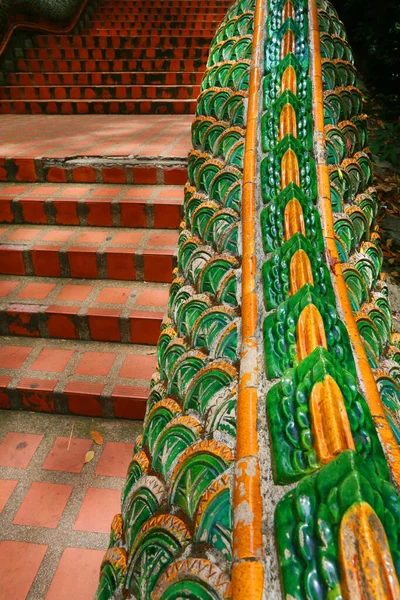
(4, 71), (203, 86)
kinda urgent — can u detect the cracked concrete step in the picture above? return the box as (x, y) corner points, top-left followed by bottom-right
(0, 336), (157, 418)
(0, 225), (178, 282)
(0, 98), (197, 115)
(0, 183), (183, 229)
(0, 276), (168, 344)
(0, 85), (201, 102)
(4, 72), (203, 86)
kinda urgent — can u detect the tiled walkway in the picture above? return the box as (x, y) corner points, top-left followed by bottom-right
(0, 114), (192, 158)
(0, 410), (142, 599)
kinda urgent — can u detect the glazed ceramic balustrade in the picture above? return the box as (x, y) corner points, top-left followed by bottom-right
(98, 0), (400, 597)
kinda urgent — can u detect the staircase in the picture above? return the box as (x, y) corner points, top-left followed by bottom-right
(0, 0), (231, 114)
(0, 0), (225, 417)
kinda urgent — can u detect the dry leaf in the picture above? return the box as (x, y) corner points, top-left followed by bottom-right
(85, 450), (95, 463)
(90, 430), (104, 445)
(391, 271), (399, 277)
(387, 238), (393, 248)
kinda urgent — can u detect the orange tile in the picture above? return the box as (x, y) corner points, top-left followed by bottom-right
(90, 187), (122, 197)
(0, 345), (32, 368)
(74, 351), (116, 376)
(95, 286), (131, 304)
(30, 348), (74, 373)
(111, 231), (143, 245)
(0, 280), (18, 298)
(105, 248), (136, 280)
(133, 166), (157, 184)
(0, 246), (26, 275)
(64, 381), (103, 417)
(42, 437), (92, 473)
(41, 230), (74, 242)
(143, 250), (174, 283)
(123, 187), (153, 198)
(95, 441), (134, 477)
(87, 308), (121, 342)
(67, 247), (98, 278)
(148, 232), (178, 246)
(56, 284), (92, 302)
(31, 245), (61, 276)
(17, 282), (55, 299)
(0, 432), (43, 468)
(45, 548), (104, 600)
(129, 310), (163, 344)
(75, 231), (108, 244)
(136, 288), (169, 306)
(0, 479), (18, 512)
(7, 228), (41, 241)
(45, 306), (79, 339)
(120, 354), (157, 380)
(0, 541), (47, 599)
(13, 482), (73, 528)
(18, 379), (57, 413)
(112, 386), (148, 419)
(73, 487), (121, 533)
(57, 186), (91, 197)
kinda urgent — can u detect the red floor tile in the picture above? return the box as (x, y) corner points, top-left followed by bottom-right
(30, 348), (74, 373)
(74, 351), (116, 376)
(136, 288), (169, 306)
(0, 280), (19, 297)
(17, 282), (56, 299)
(57, 186), (91, 197)
(13, 482), (73, 528)
(111, 231), (143, 245)
(148, 232), (178, 246)
(56, 284), (92, 301)
(0, 479), (18, 512)
(45, 548), (104, 600)
(0, 345), (32, 368)
(0, 432), (43, 468)
(41, 437), (92, 473)
(41, 230), (74, 242)
(95, 441), (134, 478)
(90, 187), (121, 197)
(95, 286), (131, 304)
(0, 541), (47, 600)
(120, 354), (157, 380)
(75, 231), (108, 244)
(7, 228), (41, 241)
(73, 487), (121, 533)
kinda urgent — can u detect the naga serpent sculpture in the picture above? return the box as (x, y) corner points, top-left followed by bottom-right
(95, 0), (400, 598)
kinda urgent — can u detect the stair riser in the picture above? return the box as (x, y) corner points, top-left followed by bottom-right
(0, 99), (196, 115)
(8, 58), (205, 73)
(0, 307), (163, 345)
(0, 198), (182, 229)
(33, 35), (213, 49)
(0, 384), (147, 419)
(20, 47), (209, 60)
(4, 72), (203, 86)
(86, 22), (218, 31)
(0, 247), (176, 282)
(0, 159), (188, 185)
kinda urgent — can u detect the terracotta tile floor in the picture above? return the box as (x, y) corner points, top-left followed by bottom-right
(0, 114), (192, 159)
(0, 410), (142, 599)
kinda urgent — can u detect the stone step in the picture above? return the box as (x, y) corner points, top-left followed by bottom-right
(0, 276), (167, 344)
(19, 46), (209, 61)
(33, 34), (213, 49)
(3, 71), (203, 86)
(7, 58), (205, 73)
(0, 183), (183, 228)
(0, 336), (156, 418)
(0, 225), (178, 282)
(0, 84), (201, 102)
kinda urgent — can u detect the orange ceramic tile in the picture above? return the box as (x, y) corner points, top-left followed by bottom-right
(0, 479), (18, 512)
(112, 385), (148, 419)
(132, 166), (157, 184)
(53, 199), (79, 225)
(45, 306), (79, 339)
(0, 432), (43, 468)
(87, 308), (121, 342)
(17, 282), (56, 299)
(27, 185), (60, 196)
(41, 230), (74, 242)
(41, 437), (92, 473)
(105, 248), (136, 280)
(12, 482), (73, 528)
(7, 228), (41, 241)
(119, 198), (146, 228)
(111, 231), (143, 245)
(136, 288), (169, 306)
(75, 231), (108, 244)
(56, 284), (93, 302)
(45, 548), (104, 600)
(0, 345), (32, 368)
(86, 199), (113, 226)
(95, 441), (134, 477)
(73, 487), (121, 533)
(67, 246), (98, 278)
(95, 286), (131, 304)
(31, 245), (61, 276)
(120, 354), (157, 380)
(18, 378), (57, 413)
(72, 166), (96, 183)
(129, 310), (163, 344)
(30, 348), (74, 373)
(143, 249), (174, 282)
(148, 232), (178, 246)
(0, 541), (47, 600)
(164, 167), (187, 184)
(74, 351), (116, 376)
(64, 381), (104, 417)
(90, 187), (122, 197)
(20, 198), (47, 224)
(123, 187), (154, 198)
